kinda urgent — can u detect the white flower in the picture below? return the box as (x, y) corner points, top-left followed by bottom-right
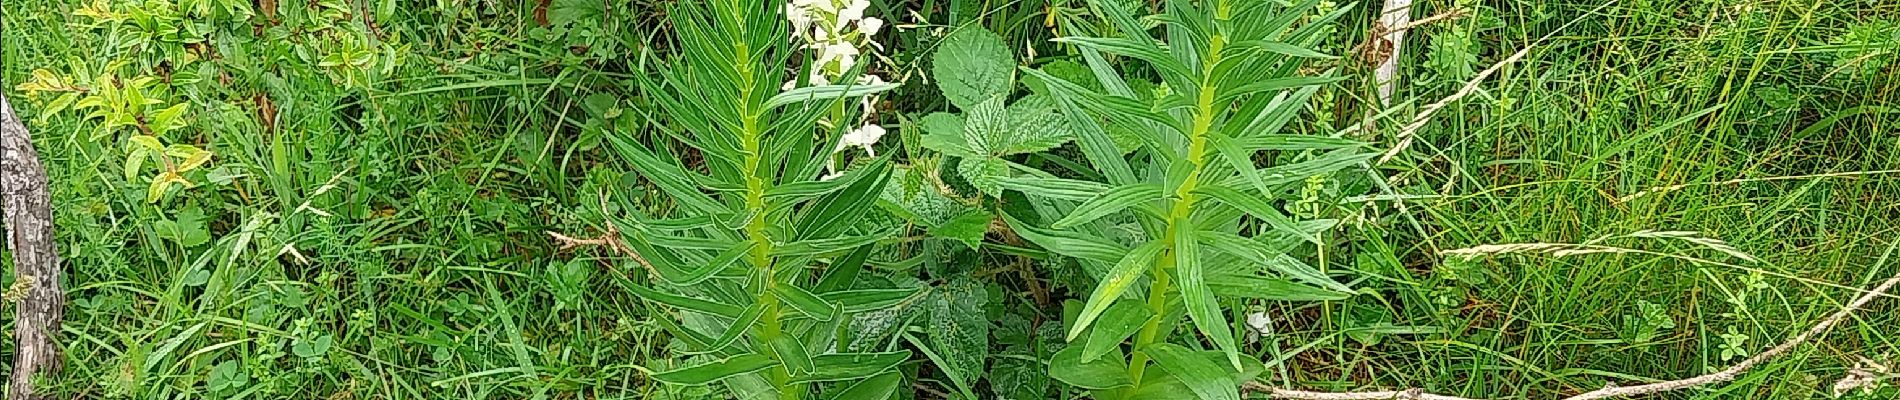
(785, 3), (814, 37)
(858, 17), (883, 36)
(1244, 311), (1272, 343)
(839, 0), (870, 23)
(817, 42), (860, 72)
(837, 124), (886, 157)
(819, 171), (846, 181)
(792, 0), (832, 13)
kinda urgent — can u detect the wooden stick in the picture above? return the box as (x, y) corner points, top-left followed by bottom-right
(4, 94), (67, 400)
(1374, 1), (1414, 106)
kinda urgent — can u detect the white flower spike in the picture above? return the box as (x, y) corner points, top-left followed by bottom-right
(838, 124), (886, 157)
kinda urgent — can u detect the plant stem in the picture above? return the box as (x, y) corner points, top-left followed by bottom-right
(731, 16), (803, 398)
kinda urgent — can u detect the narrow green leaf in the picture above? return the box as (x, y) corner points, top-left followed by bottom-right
(766, 83), (901, 110)
(657, 241), (753, 286)
(1234, 40), (1336, 59)
(1053, 183), (1164, 229)
(773, 231), (888, 257)
(1082, 298), (1153, 362)
(1141, 343), (1240, 400)
(791, 351), (912, 384)
(997, 176), (1113, 201)
(1197, 231), (1351, 293)
(815, 245), (874, 293)
(1067, 241), (1167, 340)
(1002, 212), (1131, 264)
(824, 371), (904, 400)
(1194, 185), (1314, 243)
(797, 157), (893, 239)
(689, 302), (767, 354)
(650, 353), (778, 385)
(1054, 36), (1194, 87)
(768, 335), (816, 375)
(773, 284), (837, 322)
(1048, 346), (1133, 389)
(821, 288), (924, 313)
(1175, 233), (1242, 371)
(623, 284), (744, 318)
(606, 132), (724, 214)
(1207, 274), (1349, 301)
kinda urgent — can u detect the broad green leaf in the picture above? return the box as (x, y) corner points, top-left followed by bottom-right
(1197, 231), (1350, 293)
(1002, 212), (1130, 264)
(1052, 183), (1164, 229)
(1141, 343), (1240, 400)
(928, 277), (989, 388)
(790, 351), (912, 383)
(1067, 240), (1166, 340)
(930, 209), (992, 250)
(824, 371), (903, 400)
(998, 95), (1074, 155)
(1048, 346), (1133, 389)
(997, 176), (1113, 201)
(919, 112), (975, 157)
(650, 353), (778, 385)
(933, 26), (1015, 110)
(766, 82), (901, 110)
(1175, 232), (1242, 370)
(957, 156), (1011, 196)
(962, 96), (1011, 155)
(772, 284), (836, 322)
(821, 288), (923, 313)
(1082, 298), (1153, 362)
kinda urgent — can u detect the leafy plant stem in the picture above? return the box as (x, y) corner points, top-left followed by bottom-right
(730, 16), (802, 399)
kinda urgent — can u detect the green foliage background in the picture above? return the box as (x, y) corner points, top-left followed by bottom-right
(2, 0), (1898, 399)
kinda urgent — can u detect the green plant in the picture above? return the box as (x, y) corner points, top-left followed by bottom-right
(604, 1), (910, 398)
(977, 0), (1366, 398)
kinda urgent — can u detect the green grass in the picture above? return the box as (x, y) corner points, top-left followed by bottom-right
(3, 0), (1897, 399)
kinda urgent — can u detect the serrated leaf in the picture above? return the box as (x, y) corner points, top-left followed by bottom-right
(933, 26), (1015, 110)
(956, 156), (1011, 196)
(928, 277), (989, 387)
(1082, 298), (1152, 362)
(1048, 346), (1133, 389)
(790, 351), (912, 384)
(919, 112), (975, 157)
(930, 209), (992, 250)
(998, 95), (1074, 155)
(650, 353), (779, 385)
(1141, 343), (1240, 400)
(1052, 183), (1164, 229)
(1067, 240), (1166, 340)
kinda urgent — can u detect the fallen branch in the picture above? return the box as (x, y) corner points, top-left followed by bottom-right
(4, 93), (68, 399)
(1245, 262), (1900, 400)
(546, 190), (658, 277)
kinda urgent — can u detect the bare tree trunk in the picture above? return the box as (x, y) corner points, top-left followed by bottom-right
(3, 94), (66, 399)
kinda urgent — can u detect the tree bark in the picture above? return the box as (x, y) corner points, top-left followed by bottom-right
(1375, 0), (1413, 106)
(3, 93), (65, 399)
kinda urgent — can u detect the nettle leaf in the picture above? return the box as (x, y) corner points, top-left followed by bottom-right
(930, 209), (993, 250)
(963, 96), (1012, 155)
(927, 276), (989, 388)
(998, 95), (1074, 155)
(919, 112), (975, 157)
(957, 156), (1011, 197)
(934, 26), (1015, 110)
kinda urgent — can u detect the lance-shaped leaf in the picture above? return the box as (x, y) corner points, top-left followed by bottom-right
(790, 351), (912, 384)
(1197, 230), (1350, 293)
(1141, 343), (1241, 400)
(1066, 240), (1166, 340)
(1175, 232), (1242, 371)
(650, 353), (779, 385)
(1053, 183), (1164, 229)
(765, 82), (901, 110)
